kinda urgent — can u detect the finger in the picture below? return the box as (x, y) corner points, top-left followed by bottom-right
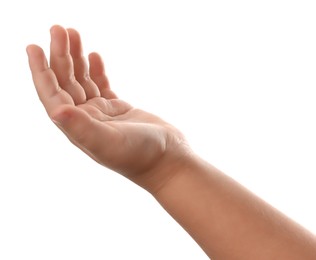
(26, 44), (74, 116)
(50, 104), (116, 161)
(49, 25), (86, 104)
(88, 52), (118, 99)
(67, 28), (101, 99)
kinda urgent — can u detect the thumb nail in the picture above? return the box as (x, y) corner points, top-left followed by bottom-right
(51, 112), (68, 127)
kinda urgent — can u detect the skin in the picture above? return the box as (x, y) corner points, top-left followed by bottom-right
(27, 25), (316, 259)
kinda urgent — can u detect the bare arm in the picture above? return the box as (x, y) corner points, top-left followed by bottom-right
(27, 25), (316, 259)
(154, 154), (316, 259)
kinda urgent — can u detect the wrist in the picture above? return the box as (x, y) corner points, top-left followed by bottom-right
(150, 151), (207, 197)
(132, 141), (196, 195)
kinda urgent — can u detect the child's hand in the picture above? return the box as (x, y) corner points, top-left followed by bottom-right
(27, 25), (191, 193)
(27, 25), (316, 260)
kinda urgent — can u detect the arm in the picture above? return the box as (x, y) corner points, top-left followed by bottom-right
(154, 154), (316, 259)
(27, 25), (316, 259)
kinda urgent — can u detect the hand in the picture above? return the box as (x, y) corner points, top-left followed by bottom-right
(27, 25), (191, 193)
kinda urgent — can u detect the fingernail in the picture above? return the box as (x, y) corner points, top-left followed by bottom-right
(51, 112), (67, 127)
(52, 119), (63, 127)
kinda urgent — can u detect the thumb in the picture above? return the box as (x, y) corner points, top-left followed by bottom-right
(50, 105), (100, 151)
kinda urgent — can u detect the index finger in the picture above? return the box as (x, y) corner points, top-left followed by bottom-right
(27, 44), (74, 116)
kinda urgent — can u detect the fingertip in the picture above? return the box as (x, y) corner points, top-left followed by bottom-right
(66, 27), (79, 35)
(50, 25), (58, 35)
(50, 25), (69, 42)
(26, 45), (32, 57)
(88, 52), (98, 58)
(50, 105), (74, 126)
(50, 24), (63, 33)
(51, 112), (68, 126)
(89, 52), (102, 61)
(67, 28), (82, 56)
(89, 52), (105, 74)
(50, 105), (98, 150)
(26, 44), (36, 55)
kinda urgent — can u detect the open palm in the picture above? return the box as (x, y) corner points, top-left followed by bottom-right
(27, 25), (189, 191)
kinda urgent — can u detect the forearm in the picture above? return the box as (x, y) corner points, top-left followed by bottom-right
(153, 155), (316, 259)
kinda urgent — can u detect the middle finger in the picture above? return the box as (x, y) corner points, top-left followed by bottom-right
(49, 25), (86, 104)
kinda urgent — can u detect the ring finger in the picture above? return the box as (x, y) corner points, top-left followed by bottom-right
(67, 28), (101, 99)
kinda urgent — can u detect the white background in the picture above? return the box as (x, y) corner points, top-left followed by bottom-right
(0, 1), (316, 259)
